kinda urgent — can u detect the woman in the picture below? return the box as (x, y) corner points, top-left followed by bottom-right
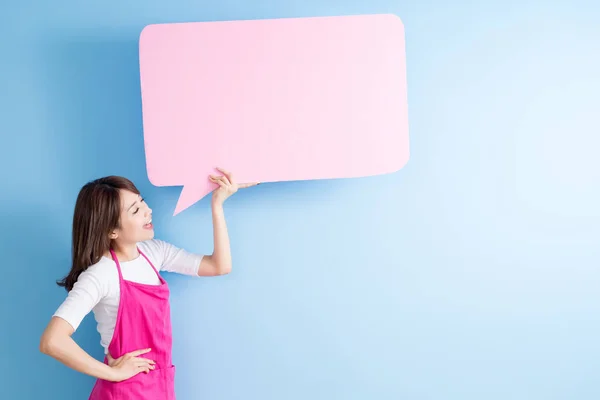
(40, 168), (257, 399)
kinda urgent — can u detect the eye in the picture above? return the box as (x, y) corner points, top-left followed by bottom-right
(132, 197), (145, 214)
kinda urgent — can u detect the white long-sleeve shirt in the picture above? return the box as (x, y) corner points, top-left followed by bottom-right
(53, 239), (204, 354)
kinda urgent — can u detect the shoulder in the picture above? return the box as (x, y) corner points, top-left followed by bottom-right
(138, 238), (170, 253)
(137, 239), (174, 269)
(81, 256), (118, 278)
(76, 256), (119, 292)
(138, 238), (170, 260)
(137, 239), (204, 275)
(52, 257), (118, 330)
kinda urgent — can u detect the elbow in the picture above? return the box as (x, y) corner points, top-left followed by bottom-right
(218, 262), (232, 275)
(200, 255), (232, 276)
(39, 335), (55, 356)
(40, 331), (63, 357)
(211, 254), (232, 275)
(40, 316), (74, 357)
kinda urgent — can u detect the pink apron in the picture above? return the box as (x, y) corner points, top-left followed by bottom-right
(89, 248), (176, 399)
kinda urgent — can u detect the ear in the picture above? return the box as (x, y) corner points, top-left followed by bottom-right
(109, 231), (118, 240)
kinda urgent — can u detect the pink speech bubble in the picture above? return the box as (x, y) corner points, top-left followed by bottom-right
(139, 14), (409, 215)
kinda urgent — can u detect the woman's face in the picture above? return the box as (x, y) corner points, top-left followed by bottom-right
(111, 189), (154, 245)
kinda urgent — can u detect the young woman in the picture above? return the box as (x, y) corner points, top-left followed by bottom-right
(40, 168), (257, 399)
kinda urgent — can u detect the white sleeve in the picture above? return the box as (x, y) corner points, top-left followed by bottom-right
(143, 239), (204, 276)
(52, 269), (105, 331)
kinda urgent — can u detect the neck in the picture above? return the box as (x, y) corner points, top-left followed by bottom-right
(106, 241), (139, 262)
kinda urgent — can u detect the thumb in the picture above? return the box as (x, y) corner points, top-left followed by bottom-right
(239, 182), (260, 189)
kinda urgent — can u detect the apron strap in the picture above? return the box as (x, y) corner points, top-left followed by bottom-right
(138, 248), (165, 283)
(109, 248), (124, 282)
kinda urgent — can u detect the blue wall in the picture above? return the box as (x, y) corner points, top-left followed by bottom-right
(2, 1), (599, 399)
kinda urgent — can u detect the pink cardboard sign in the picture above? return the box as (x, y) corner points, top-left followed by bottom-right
(139, 14), (409, 215)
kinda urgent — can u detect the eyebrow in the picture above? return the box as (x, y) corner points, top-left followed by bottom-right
(127, 200), (138, 212)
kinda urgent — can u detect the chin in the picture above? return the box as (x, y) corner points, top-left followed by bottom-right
(140, 230), (155, 241)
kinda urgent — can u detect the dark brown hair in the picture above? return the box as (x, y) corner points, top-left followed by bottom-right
(57, 176), (140, 291)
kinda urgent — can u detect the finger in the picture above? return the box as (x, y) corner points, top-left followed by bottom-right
(209, 175), (228, 185)
(216, 167), (231, 179)
(239, 182), (260, 189)
(136, 357), (156, 363)
(127, 348), (151, 357)
(216, 168), (234, 184)
(134, 360), (155, 369)
(215, 172), (231, 185)
(134, 357), (156, 365)
(216, 177), (229, 187)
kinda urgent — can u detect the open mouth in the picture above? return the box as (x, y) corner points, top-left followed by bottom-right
(143, 218), (153, 230)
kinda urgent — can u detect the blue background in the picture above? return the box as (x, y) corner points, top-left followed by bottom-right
(1, 1), (599, 399)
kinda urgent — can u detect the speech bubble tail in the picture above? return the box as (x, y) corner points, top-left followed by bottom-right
(173, 184), (204, 216)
